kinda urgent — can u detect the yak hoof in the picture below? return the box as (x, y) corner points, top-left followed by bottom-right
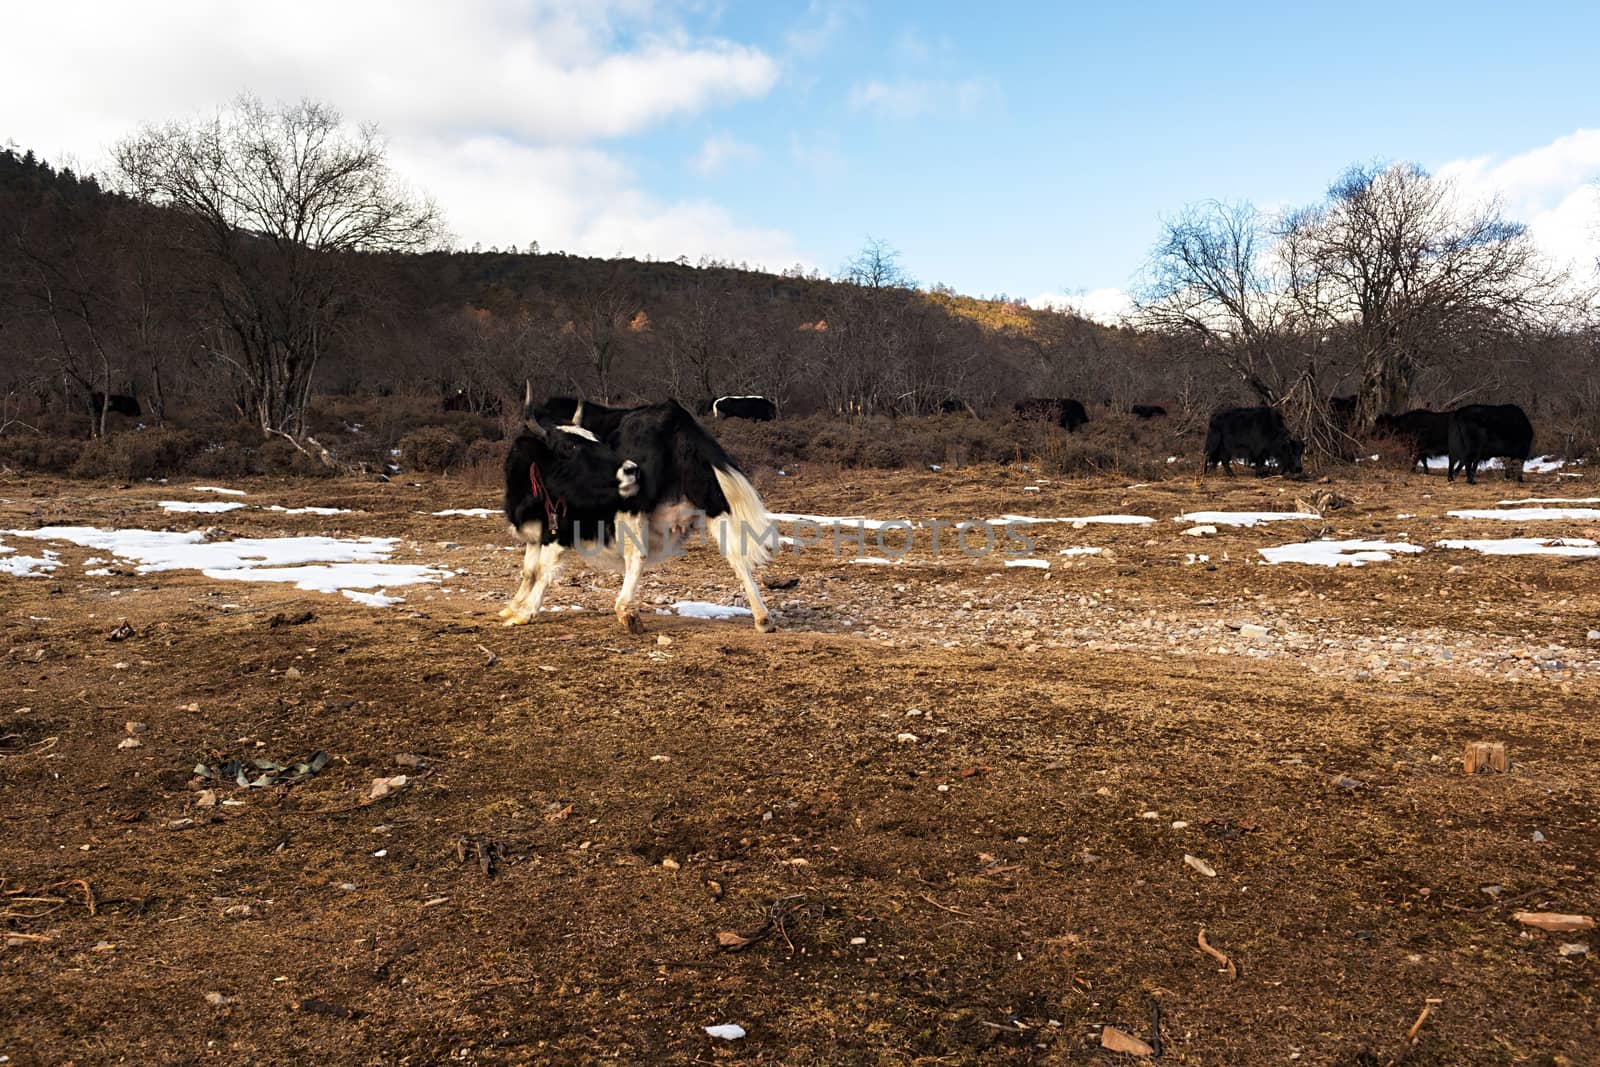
(618, 610), (643, 635)
(502, 613), (530, 627)
(753, 617), (776, 634)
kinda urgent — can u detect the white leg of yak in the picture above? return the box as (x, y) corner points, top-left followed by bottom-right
(503, 543), (565, 626)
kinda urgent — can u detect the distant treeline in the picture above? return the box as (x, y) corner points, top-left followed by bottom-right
(2, 133), (1597, 460)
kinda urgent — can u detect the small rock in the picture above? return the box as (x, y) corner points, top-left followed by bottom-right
(117, 737), (143, 750)
(1514, 911), (1594, 933)
(195, 789), (217, 808)
(1588, 630), (1600, 642)
(167, 818), (194, 830)
(1332, 774), (1363, 790)
(1101, 1025), (1155, 1056)
(394, 753), (427, 768)
(125, 721), (147, 735)
(1183, 853), (1217, 877)
(661, 857), (681, 871)
(284, 666), (302, 679)
(223, 904), (254, 919)
(205, 991), (229, 1007)
(180, 702), (201, 712)
(850, 937), (867, 945)
(1559, 942), (1590, 957)
(368, 775), (409, 800)
(1533, 830), (1547, 843)
(338, 882), (357, 891)
(896, 732), (919, 744)
(649, 754), (671, 763)
(1171, 820), (1189, 829)
(1238, 624), (1270, 640)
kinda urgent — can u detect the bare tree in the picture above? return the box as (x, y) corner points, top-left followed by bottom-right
(1279, 163), (1579, 424)
(842, 237), (913, 290)
(1134, 201), (1294, 404)
(561, 278), (638, 402)
(114, 95), (443, 441)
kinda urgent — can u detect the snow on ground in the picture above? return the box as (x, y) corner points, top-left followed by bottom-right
(201, 562), (444, 594)
(190, 486), (247, 496)
(1177, 511), (1320, 527)
(769, 512), (902, 531)
(1525, 456), (1567, 474)
(671, 600), (753, 620)
(1437, 537), (1600, 558)
(342, 589), (407, 607)
(1058, 547), (1105, 556)
(990, 514), (1156, 526)
(267, 505), (352, 516)
(3, 527), (445, 606)
(851, 557), (901, 566)
(1004, 558), (1050, 569)
(159, 500), (245, 514)
(432, 508), (501, 518)
(1496, 497), (1600, 507)
(1421, 455), (1571, 474)
(1448, 507), (1600, 521)
(1259, 540), (1425, 567)
(0, 541), (61, 578)
(6, 527), (395, 572)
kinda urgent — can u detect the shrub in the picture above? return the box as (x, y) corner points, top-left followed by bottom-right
(400, 427), (466, 472)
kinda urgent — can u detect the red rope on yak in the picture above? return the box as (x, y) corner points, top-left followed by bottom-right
(528, 462), (567, 529)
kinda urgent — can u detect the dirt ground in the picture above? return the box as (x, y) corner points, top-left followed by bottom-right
(2, 460), (1598, 1066)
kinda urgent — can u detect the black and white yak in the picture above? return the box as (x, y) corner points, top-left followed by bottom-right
(501, 388), (775, 633)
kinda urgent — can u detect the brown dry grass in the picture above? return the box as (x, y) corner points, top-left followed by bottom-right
(1, 464), (1597, 1065)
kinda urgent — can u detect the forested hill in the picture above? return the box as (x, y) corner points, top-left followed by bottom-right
(1, 145), (1142, 422)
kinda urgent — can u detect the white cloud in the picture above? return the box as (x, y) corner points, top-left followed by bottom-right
(692, 133), (759, 175)
(784, 0), (854, 59)
(1, 0), (799, 267)
(1436, 130), (1600, 275)
(405, 135), (799, 266)
(849, 78), (998, 120)
(1031, 288), (1134, 325)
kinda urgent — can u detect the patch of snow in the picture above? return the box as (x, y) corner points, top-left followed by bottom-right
(1005, 558), (1050, 569)
(432, 508), (501, 518)
(1177, 511), (1319, 526)
(704, 1024), (746, 1041)
(850, 556), (901, 566)
(1524, 456), (1566, 474)
(85, 568), (112, 577)
(769, 512), (901, 531)
(672, 600), (753, 620)
(1448, 507), (1600, 521)
(1437, 537), (1600, 558)
(5, 527), (399, 574)
(991, 514), (1155, 526)
(1022, 486), (1041, 492)
(158, 500), (245, 514)
(267, 505), (352, 516)
(0, 542), (61, 577)
(190, 485), (247, 496)
(342, 588), (406, 607)
(1496, 497), (1600, 507)
(1396, 513), (1416, 520)
(1258, 539), (1424, 567)
(204, 563), (443, 593)
(1057, 547), (1105, 556)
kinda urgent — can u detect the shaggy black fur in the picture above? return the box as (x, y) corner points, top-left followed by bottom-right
(503, 418), (640, 548)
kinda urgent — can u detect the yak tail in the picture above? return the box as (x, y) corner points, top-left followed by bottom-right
(711, 464), (774, 568)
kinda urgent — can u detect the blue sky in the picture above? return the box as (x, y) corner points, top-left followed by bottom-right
(6, 1), (1599, 315)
